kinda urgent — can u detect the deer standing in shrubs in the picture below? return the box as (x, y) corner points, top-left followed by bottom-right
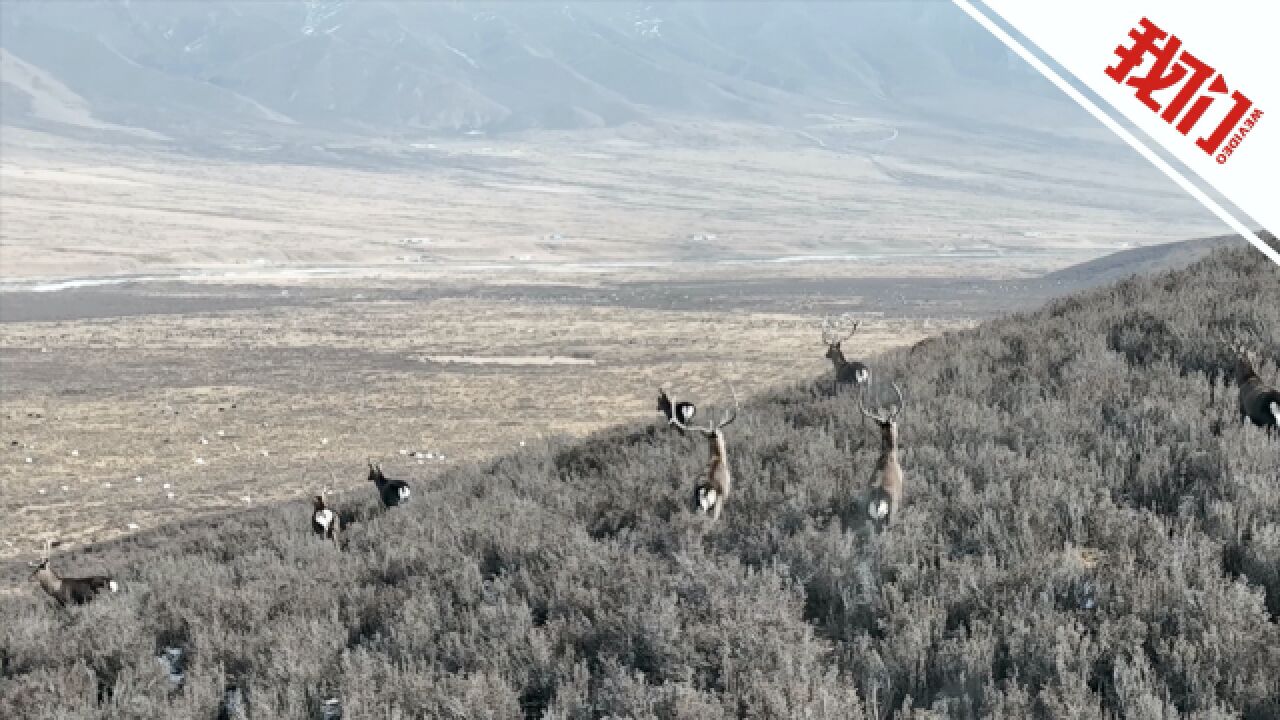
(28, 539), (118, 606)
(822, 316), (871, 394)
(861, 383), (906, 526)
(1233, 345), (1279, 440)
(312, 489), (341, 545)
(369, 460), (411, 508)
(657, 388), (697, 434)
(673, 382), (740, 521)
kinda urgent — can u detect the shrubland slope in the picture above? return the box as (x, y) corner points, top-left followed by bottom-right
(2, 244), (1279, 718)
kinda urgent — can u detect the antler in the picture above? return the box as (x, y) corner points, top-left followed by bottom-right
(821, 316), (836, 346)
(714, 381), (740, 431)
(670, 381), (739, 434)
(821, 315), (859, 346)
(887, 382), (905, 422)
(30, 538), (54, 567)
(860, 382), (904, 423)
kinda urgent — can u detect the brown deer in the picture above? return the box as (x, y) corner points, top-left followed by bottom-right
(822, 316), (871, 393)
(673, 382), (740, 521)
(1234, 345), (1279, 440)
(28, 539), (118, 606)
(860, 383), (906, 525)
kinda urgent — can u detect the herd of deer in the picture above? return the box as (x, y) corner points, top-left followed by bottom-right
(23, 318), (1280, 609)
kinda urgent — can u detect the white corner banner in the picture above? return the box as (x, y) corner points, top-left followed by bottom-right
(955, 1), (1280, 266)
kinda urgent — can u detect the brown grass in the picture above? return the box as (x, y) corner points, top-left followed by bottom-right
(0, 295), (963, 560)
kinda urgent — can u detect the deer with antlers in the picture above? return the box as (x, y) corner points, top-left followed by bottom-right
(822, 316), (871, 394)
(1233, 345), (1279, 440)
(28, 540), (119, 606)
(860, 383), (906, 526)
(672, 382), (740, 521)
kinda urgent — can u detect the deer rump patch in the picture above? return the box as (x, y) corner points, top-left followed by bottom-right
(313, 508), (335, 531)
(677, 403), (696, 424)
(695, 486), (718, 512)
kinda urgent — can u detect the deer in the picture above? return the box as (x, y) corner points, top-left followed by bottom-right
(657, 388), (697, 434)
(311, 489), (341, 544)
(822, 316), (871, 394)
(1233, 345), (1279, 440)
(673, 382), (740, 521)
(28, 539), (119, 606)
(369, 460), (411, 508)
(860, 382), (906, 526)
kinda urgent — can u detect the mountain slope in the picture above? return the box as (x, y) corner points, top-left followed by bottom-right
(1, 1), (1084, 141)
(3, 243), (1278, 718)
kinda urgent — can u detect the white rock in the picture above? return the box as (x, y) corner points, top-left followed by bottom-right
(136, 476), (143, 483)
(163, 483), (172, 489)
(70, 449), (79, 457)
(25, 457), (32, 464)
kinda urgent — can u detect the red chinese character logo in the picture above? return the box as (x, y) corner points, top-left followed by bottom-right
(1106, 18), (1261, 163)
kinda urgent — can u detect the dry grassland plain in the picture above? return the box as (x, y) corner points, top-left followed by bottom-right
(0, 124), (1227, 569)
(0, 293), (957, 565)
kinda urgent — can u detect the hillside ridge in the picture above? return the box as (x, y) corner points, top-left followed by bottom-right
(3, 242), (1278, 718)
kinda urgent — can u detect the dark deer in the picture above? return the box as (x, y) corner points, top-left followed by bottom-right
(28, 540), (118, 606)
(657, 388), (697, 434)
(860, 383), (906, 526)
(822, 316), (871, 393)
(1234, 346), (1279, 440)
(311, 489), (341, 544)
(673, 382), (740, 521)
(369, 460), (411, 508)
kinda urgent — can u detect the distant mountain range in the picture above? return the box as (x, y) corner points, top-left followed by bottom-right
(1, 1), (1086, 143)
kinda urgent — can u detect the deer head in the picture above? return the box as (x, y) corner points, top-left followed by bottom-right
(819, 316), (860, 356)
(27, 539), (56, 579)
(860, 382), (905, 447)
(822, 316), (860, 362)
(1232, 343), (1260, 383)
